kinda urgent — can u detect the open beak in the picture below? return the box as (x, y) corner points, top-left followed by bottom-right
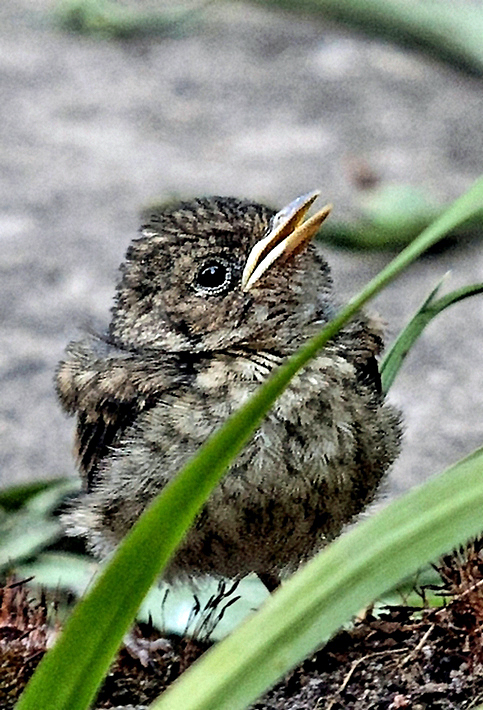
(241, 190), (332, 292)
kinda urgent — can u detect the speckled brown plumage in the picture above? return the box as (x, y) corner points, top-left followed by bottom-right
(56, 193), (401, 587)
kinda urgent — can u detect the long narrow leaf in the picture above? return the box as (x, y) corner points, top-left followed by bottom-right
(152, 446), (483, 710)
(380, 277), (483, 394)
(253, 0), (483, 76)
(0, 516), (62, 573)
(0, 478), (74, 512)
(54, 0), (202, 39)
(16, 175), (483, 710)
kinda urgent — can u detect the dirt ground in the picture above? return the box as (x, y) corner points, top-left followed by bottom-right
(3, 548), (483, 709)
(1, 0), (483, 504)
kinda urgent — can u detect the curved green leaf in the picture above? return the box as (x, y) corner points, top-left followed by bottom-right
(380, 277), (483, 393)
(254, 0), (483, 76)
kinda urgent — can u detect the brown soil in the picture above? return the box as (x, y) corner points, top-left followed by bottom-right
(3, 541), (483, 709)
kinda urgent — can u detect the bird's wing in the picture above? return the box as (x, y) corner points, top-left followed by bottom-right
(73, 396), (150, 491)
(336, 315), (385, 396)
(56, 336), (188, 490)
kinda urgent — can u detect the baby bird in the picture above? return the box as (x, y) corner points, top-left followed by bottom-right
(57, 191), (401, 590)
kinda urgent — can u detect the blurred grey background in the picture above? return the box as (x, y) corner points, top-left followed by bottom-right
(1, 0), (483, 500)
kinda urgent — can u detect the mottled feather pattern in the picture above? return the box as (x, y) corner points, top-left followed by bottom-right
(57, 195), (401, 585)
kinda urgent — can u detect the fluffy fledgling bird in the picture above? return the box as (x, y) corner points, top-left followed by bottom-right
(57, 191), (401, 590)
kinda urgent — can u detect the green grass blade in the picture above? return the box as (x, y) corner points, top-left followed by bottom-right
(0, 478), (75, 512)
(380, 277), (483, 394)
(152, 446), (483, 710)
(254, 0), (483, 75)
(0, 516), (62, 573)
(16, 175), (483, 710)
(0, 480), (78, 573)
(319, 184), (483, 252)
(54, 0), (205, 39)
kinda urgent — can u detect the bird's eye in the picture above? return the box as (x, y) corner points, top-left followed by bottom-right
(195, 260), (232, 294)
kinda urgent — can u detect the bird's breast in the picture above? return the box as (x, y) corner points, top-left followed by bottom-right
(146, 350), (357, 491)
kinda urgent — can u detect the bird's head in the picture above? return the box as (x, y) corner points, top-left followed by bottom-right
(110, 192), (333, 353)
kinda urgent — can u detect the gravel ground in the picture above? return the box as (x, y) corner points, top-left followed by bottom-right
(1, 0), (483, 503)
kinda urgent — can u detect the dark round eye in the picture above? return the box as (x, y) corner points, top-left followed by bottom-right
(195, 260), (231, 294)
